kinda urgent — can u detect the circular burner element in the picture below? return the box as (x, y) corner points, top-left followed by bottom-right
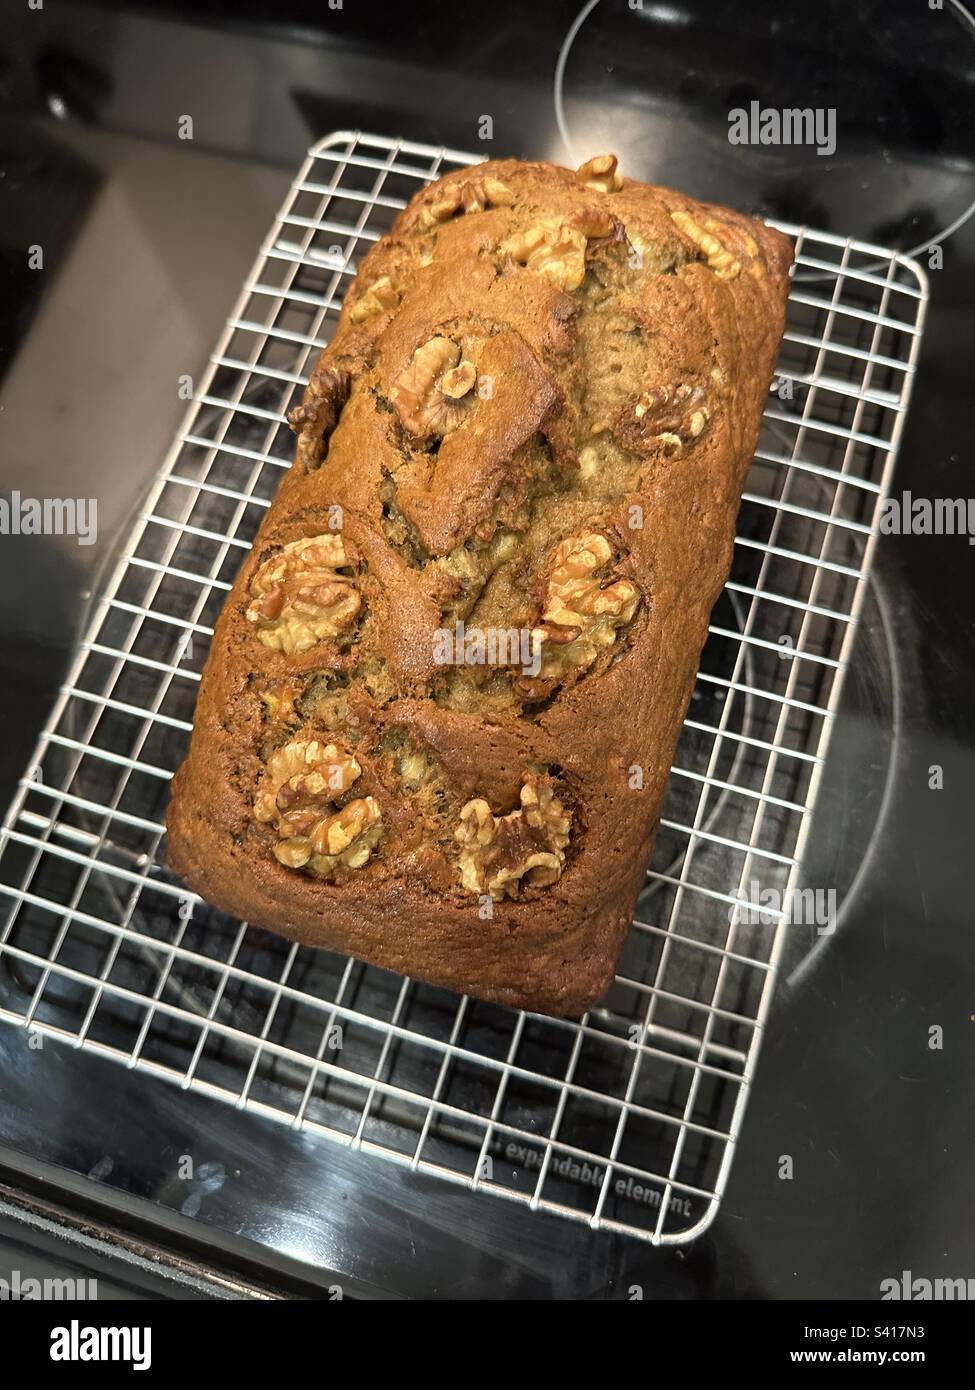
(555, 0), (975, 261)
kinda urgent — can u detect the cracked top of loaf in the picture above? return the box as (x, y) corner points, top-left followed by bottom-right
(166, 154), (792, 1015)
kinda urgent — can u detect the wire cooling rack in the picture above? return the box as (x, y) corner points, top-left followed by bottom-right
(0, 132), (927, 1245)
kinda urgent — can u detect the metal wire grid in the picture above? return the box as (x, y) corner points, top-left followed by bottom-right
(0, 132), (927, 1245)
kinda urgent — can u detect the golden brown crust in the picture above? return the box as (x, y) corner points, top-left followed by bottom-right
(166, 155), (792, 1017)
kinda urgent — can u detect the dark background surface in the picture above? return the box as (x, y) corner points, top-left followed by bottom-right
(0, 0), (972, 1299)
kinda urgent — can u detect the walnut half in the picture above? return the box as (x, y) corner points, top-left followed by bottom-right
(246, 535), (360, 654)
(670, 209), (761, 281)
(523, 533), (640, 690)
(631, 382), (710, 452)
(254, 737), (382, 876)
(500, 208), (620, 291)
(390, 337), (477, 438)
(287, 366), (351, 471)
(455, 777), (571, 900)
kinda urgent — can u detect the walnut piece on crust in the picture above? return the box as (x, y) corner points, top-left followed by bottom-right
(523, 533), (640, 687)
(629, 381), (710, 452)
(257, 679), (302, 727)
(670, 209), (762, 281)
(348, 274), (401, 325)
(499, 208), (620, 291)
(254, 737), (382, 875)
(455, 777), (571, 900)
(417, 175), (514, 229)
(246, 535), (360, 654)
(287, 366), (351, 471)
(390, 336), (477, 439)
(575, 153), (623, 193)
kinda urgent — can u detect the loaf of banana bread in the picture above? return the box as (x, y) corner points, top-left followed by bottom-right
(166, 154), (792, 1016)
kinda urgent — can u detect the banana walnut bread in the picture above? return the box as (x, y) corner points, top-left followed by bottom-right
(166, 154), (792, 1016)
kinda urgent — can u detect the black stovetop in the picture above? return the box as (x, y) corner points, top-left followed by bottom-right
(0, 0), (972, 1299)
